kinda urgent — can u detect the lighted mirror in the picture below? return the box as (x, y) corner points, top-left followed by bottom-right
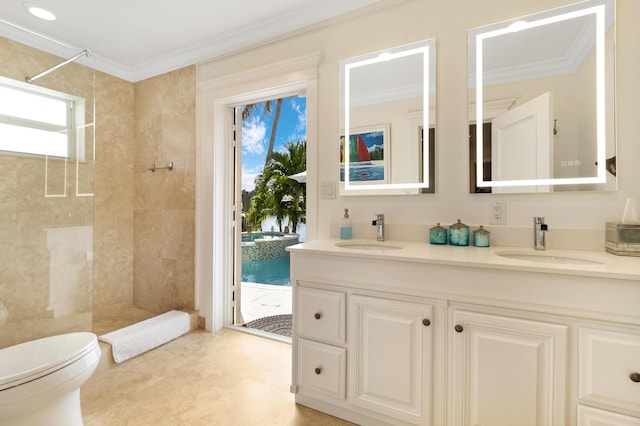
(469, 0), (616, 193)
(340, 38), (436, 196)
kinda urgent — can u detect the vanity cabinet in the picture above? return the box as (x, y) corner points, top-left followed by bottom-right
(451, 310), (568, 426)
(349, 295), (432, 424)
(294, 283), (434, 425)
(288, 240), (640, 426)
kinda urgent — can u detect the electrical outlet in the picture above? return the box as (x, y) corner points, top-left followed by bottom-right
(491, 201), (506, 225)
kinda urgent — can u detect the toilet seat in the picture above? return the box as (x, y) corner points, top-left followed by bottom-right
(0, 332), (98, 392)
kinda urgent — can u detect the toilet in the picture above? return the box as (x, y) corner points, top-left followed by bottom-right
(0, 332), (101, 426)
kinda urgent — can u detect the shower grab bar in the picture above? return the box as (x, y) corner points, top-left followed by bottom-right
(148, 161), (174, 172)
(26, 49), (91, 83)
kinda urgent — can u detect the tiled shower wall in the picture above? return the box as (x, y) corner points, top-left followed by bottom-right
(93, 71), (135, 318)
(132, 67), (196, 313)
(95, 66), (196, 316)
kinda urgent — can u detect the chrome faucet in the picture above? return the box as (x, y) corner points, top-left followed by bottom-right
(533, 217), (548, 250)
(372, 214), (385, 241)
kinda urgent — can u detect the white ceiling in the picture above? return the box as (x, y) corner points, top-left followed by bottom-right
(0, 0), (384, 82)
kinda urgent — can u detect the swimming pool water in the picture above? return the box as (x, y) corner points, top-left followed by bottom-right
(241, 232), (286, 242)
(241, 256), (291, 286)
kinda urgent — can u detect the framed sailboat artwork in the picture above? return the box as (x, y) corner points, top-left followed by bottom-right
(339, 124), (389, 185)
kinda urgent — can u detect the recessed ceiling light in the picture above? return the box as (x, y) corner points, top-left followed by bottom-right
(23, 3), (57, 21)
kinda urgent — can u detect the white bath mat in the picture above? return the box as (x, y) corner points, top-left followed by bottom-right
(98, 310), (190, 363)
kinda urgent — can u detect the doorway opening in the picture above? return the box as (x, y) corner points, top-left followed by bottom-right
(195, 53), (318, 333)
(234, 95), (307, 339)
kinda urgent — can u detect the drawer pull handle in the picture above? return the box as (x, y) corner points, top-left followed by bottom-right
(315, 367), (322, 375)
(314, 312), (322, 320)
(423, 319), (431, 327)
(630, 372), (640, 383)
(455, 324), (464, 333)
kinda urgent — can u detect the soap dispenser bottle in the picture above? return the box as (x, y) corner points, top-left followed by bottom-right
(340, 209), (353, 240)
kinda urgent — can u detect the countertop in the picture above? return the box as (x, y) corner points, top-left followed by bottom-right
(287, 239), (640, 281)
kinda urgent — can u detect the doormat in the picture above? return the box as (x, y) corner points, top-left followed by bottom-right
(244, 314), (291, 338)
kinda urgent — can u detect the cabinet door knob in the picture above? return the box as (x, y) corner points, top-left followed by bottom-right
(423, 318), (431, 327)
(315, 367), (322, 375)
(455, 324), (464, 333)
(630, 372), (640, 383)
(314, 312), (322, 320)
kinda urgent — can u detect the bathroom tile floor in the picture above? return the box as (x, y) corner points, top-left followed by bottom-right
(81, 328), (353, 426)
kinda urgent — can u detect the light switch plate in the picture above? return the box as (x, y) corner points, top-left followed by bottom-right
(320, 182), (336, 199)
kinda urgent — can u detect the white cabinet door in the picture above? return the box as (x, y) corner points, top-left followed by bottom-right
(452, 310), (567, 426)
(349, 294), (433, 425)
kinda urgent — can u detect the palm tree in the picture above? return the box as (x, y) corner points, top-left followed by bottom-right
(265, 98), (283, 167)
(247, 141), (306, 233)
(269, 141), (306, 232)
(241, 97), (286, 168)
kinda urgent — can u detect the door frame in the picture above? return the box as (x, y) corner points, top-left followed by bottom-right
(196, 53), (320, 331)
(233, 108), (243, 326)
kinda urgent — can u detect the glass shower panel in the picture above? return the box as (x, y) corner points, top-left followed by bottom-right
(0, 38), (95, 349)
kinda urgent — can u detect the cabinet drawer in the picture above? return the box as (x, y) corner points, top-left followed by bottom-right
(578, 405), (640, 426)
(298, 338), (346, 400)
(297, 287), (346, 344)
(579, 328), (640, 415)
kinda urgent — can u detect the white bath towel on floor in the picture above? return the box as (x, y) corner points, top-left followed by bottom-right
(99, 310), (190, 363)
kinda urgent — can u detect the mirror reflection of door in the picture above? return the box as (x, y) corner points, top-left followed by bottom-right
(491, 91), (553, 193)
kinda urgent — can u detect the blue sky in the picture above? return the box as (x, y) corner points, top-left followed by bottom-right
(241, 95), (306, 192)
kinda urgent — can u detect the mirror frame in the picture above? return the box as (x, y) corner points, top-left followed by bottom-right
(470, 0), (614, 190)
(341, 38), (436, 194)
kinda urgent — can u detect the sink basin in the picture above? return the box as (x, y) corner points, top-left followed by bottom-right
(495, 251), (604, 265)
(335, 242), (403, 251)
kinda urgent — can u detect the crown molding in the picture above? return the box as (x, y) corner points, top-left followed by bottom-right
(1, 0), (400, 83)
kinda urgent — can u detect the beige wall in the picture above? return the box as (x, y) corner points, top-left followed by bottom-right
(2, 0), (637, 343)
(198, 0), (639, 242)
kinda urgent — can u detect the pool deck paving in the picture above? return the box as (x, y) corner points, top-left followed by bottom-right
(240, 282), (292, 323)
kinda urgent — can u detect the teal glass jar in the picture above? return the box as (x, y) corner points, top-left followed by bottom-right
(449, 219), (469, 246)
(473, 225), (490, 247)
(429, 223), (448, 245)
